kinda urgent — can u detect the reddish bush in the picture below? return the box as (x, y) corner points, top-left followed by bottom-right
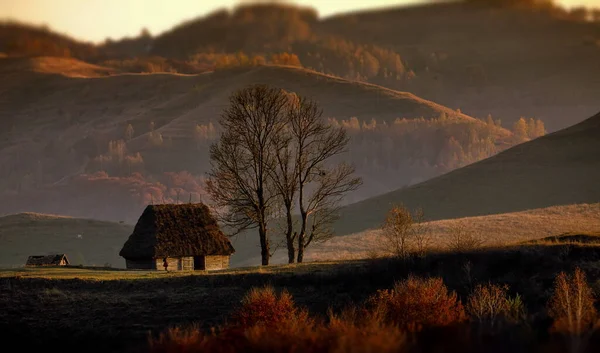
(229, 286), (311, 330)
(366, 276), (466, 331)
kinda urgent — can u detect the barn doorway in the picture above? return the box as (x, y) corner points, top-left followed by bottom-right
(193, 256), (205, 270)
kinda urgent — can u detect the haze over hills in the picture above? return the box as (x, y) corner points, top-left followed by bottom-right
(3, 1), (599, 131)
(320, 1), (600, 131)
(0, 56), (522, 222)
(0, 0), (598, 268)
(333, 111), (600, 237)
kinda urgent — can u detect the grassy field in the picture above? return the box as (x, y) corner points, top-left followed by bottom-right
(0, 212), (133, 268)
(3, 235), (600, 352)
(252, 203), (600, 265)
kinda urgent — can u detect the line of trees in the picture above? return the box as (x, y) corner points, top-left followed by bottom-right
(206, 85), (362, 265)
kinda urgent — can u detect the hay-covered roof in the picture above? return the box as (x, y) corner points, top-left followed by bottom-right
(26, 254), (69, 266)
(119, 204), (235, 259)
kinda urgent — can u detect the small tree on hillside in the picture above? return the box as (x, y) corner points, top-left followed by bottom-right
(206, 85), (289, 265)
(513, 117), (529, 142)
(125, 123), (134, 141)
(381, 205), (427, 259)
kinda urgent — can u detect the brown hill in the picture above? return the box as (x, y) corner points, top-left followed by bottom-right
(333, 111), (600, 236)
(0, 56), (116, 77)
(4, 2), (598, 131)
(321, 1), (600, 131)
(0, 60), (515, 222)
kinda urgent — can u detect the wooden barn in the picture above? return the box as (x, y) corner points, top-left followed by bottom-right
(26, 254), (70, 267)
(119, 203), (235, 271)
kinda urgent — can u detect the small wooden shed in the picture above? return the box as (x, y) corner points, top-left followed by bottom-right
(26, 254), (70, 267)
(119, 203), (235, 271)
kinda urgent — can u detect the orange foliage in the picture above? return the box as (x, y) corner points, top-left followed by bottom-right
(548, 268), (597, 336)
(365, 276), (466, 331)
(229, 286), (311, 330)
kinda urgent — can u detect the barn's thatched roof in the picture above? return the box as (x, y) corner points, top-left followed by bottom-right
(119, 203), (235, 259)
(26, 254), (69, 266)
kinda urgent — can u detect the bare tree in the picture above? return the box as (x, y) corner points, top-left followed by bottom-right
(447, 222), (484, 253)
(381, 205), (427, 259)
(286, 94), (362, 263)
(548, 268), (598, 353)
(269, 117), (298, 264)
(206, 85), (289, 266)
(125, 123), (134, 141)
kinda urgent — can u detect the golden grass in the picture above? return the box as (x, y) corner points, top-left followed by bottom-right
(302, 203), (600, 262)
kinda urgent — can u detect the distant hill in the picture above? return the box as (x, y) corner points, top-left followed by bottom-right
(0, 60), (519, 222)
(0, 213), (132, 268)
(320, 2), (600, 132)
(0, 22), (104, 60)
(2, 2), (599, 130)
(333, 111), (600, 236)
(0, 56), (116, 77)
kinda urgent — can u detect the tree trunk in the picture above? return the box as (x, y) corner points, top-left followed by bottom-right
(258, 220), (270, 266)
(297, 212), (307, 263)
(287, 232), (296, 264)
(283, 201), (295, 263)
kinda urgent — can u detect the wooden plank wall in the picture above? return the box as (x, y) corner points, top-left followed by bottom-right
(154, 257), (194, 271)
(204, 255), (230, 270)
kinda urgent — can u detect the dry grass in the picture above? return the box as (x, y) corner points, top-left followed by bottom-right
(302, 203), (600, 262)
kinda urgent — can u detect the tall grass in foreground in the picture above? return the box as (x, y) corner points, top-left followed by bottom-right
(149, 269), (600, 353)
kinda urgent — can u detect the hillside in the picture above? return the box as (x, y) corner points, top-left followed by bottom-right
(0, 56), (117, 77)
(0, 212), (133, 268)
(320, 1), (600, 131)
(332, 111), (600, 236)
(0, 59), (517, 222)
(3, 2), (599, 131)
(302, 203), (600, 263)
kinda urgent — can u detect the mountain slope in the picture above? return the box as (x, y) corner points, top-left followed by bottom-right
(321, 1), (600, 131)
(0, 213), (132, 268)
(0, 59), (513, 222)
(5, 2), (599, 131)
(333, 111), (600, 236)
(247, 203), (600, 266)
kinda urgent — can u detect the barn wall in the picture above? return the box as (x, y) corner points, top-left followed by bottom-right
(204, 255), (230, 271)
(125, 259), (156, 270)
(181, 257), (194, 271)
(154, 257), (194, 271)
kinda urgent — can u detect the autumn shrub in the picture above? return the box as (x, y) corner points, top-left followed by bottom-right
(148, 325), (210, 353)
(366, 276), (466, 331)
(150, 308), (409, 353)
(228, 285), (311, 331)
(467, 283), (527, 331)
(547, 268), (598, 353)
